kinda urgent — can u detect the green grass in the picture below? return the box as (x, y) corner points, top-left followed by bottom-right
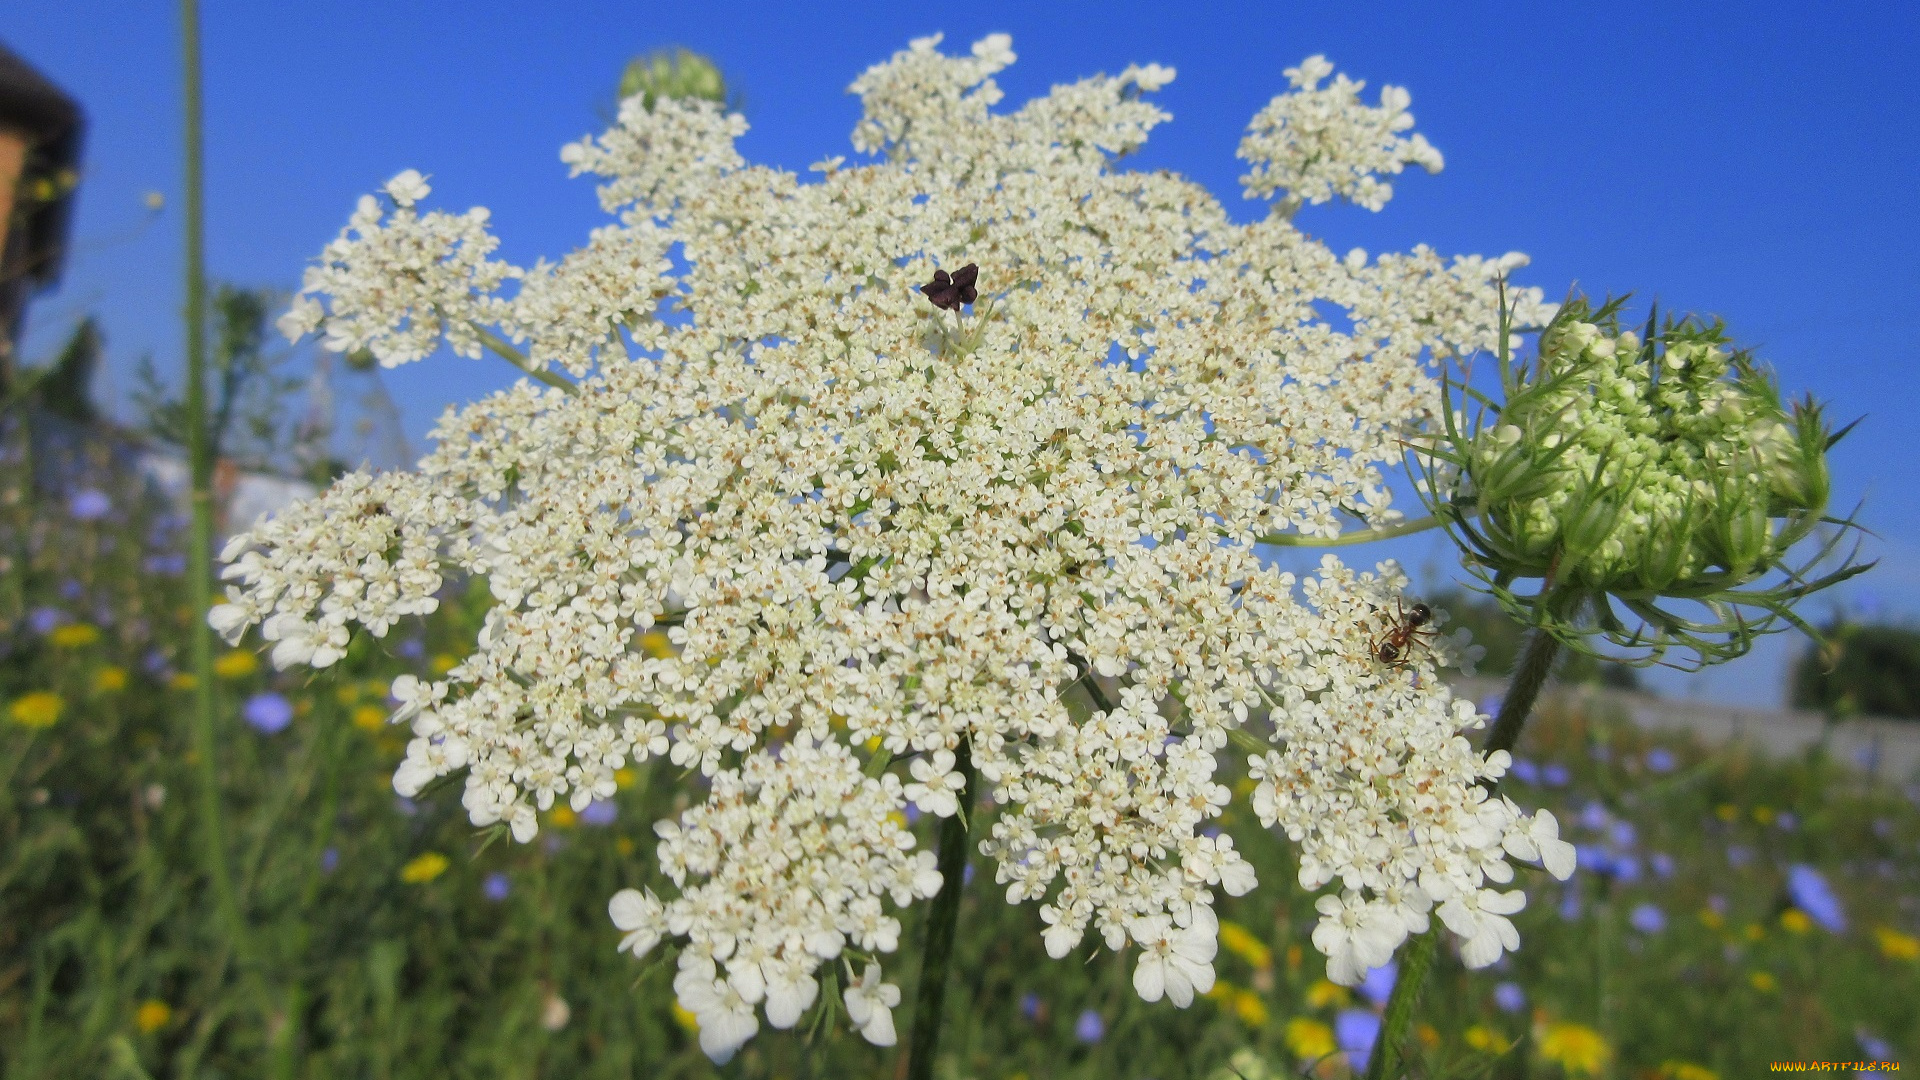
(2, 430), (1915, 1079)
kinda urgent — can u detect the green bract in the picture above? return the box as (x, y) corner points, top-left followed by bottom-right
(1420, 295), (1868, 669)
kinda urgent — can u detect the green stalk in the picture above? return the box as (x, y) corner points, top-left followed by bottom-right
(903, 739), (979, 1080)
(1362, 928), (1438, 1080)
(181, 0), (250, 1052)
(1257, 515), (1446, 548)
(469, 322), (579, 395)
(1363, 608), (1566, 1079)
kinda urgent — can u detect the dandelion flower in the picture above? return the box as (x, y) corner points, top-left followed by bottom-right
(8, 691), (63, 729)
(400, 852), (450, 884)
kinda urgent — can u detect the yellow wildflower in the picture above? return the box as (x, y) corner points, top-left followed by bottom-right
(1749, 971), (1777, 993)
(1233, 989), (1270, 1028)
(1219, 920), (1274, 971)
(170, 673), (197, 692)
(432, 653), (457, 674)
(548, 805), (578, 828)
(1715, 803), (1739, 823)
(1203, 978), (1236, 1001)
(671, 1000), (701, 1033)
(93, 666), (128, 693)
(616, 837), (635, 856)
(614, 767), (638, 789)
(1780, 909), (1812, 934)
(1464, 1024), (1510, 1053)
(49, 623), (101, 648)
(1660, 1062), (1719, 1080)
(8, 691), (64, 728)
(1697, 907), (1724, 930)
(1743, 922), (1765, 942)
(364, 679), (390, 699)
(1874, 925), (1920, 961)
(134, 999), (172, 1033)
(353, 704), (388, 731)
(1415, 1023), (1441, 1050)
(1304, 979), (1350, 1009)
(213, 651), (258, 679)
(1537, 1021), (1612, 1077)
(1285, 1017), (1336, 1062)
(639, 630), (675, 658)
(1751, 805), (1775, 825)
(400, 852), (450, 884)
(336, 684), (361, 705)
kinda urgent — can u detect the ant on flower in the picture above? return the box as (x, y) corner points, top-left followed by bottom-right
(1372, 599), (1436, 668)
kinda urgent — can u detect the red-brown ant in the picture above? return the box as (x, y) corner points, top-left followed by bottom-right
(1372, 599), (1436, 668)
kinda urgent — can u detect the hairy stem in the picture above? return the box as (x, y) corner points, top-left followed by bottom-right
(1363, 927), (1438, 1080)
(1482, 621), (1564, 758)
(904, 738), (979, 1080)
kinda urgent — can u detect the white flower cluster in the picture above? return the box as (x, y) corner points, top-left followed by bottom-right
(609, 736), (936, 1061)
(1239, 54), (1445, 212)
(223, 35), (1569, 1058)
(277, 170), (519, 367)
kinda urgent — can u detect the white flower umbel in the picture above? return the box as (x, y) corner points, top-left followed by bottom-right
(1239, 54), (1445, 213)
(843, 962), (903, 1046)
(222, 36), (1562, 1056)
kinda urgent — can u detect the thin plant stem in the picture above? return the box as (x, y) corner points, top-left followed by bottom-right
(1257, 515), (1447, 548)
(181, 3), (261, 1068)
(469, 323), (580, 395)
(903, 738), (979, 1080)
(1363, 604), (1568, 1078)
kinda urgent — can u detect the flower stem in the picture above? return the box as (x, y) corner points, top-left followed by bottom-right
(1257, 515), (1446, 548)
(1483, 620), (1564, 757)
(904, 738), (979, 1080)
(1363, 927), (1438, 1080)
(469, 323), (580, 395)
(1362, 608), (1566, 1078)
(180, 0), (250, 1020)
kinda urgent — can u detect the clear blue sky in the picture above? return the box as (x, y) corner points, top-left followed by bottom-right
(7, 1), (1918, 704)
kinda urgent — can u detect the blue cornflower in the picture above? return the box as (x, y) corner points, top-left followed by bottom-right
(1611, 855), (1642, 884)
(579, 800), (617, 826)
(1776, 811), (1797, 831)
(1358, 962), (1397, 1007)
(1645, 748), (1676, 773)
(1492, 982), (1525, 1013)
(1726, 845), (1755, 869)
(29, 607), (66, 634)
(1020, 993), (1043, 1021)
(1510, 758), (1541, 785)
(1609, 821), (1637, 848)
(1580, 801), (1610, 831)
(483, 872), (511, 901)
(68, 489), (111, 521)
(320, 847), (339, 873)
(1650, 852), (1676, 879)
(1542, 763), (1571, 787)
(1335, 1009), (1382, 1072)
(1559, 889), (1583, 922)
(1786, 864), (1846, 932)
(1629, 903), (1667, 934)
(242, 692), (294, 735)
(397, 637), (426, 659)
(1074, 1009), (1105, 1043)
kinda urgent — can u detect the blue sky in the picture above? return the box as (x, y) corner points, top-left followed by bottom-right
(7, 1), (1918, 704)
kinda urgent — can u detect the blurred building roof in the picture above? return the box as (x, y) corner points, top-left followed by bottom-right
(1, 40), (86, 388)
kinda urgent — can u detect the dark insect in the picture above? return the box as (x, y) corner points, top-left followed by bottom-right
(920, 263), (979, 310)
(1373, 599), (1436, 668)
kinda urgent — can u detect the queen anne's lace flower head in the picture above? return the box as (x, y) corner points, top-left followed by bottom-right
(221, 37), (1567, 1059)
(1239, 54), (1444, 212)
